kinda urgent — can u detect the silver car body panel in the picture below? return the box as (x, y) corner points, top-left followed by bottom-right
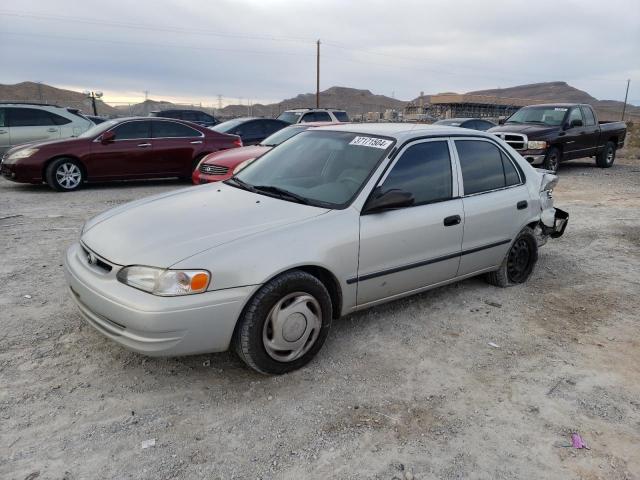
(65, 124), (564, 356)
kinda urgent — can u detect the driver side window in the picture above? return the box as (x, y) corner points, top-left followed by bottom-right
(380, 141), (452, 206)
(568, 108), (583, 127)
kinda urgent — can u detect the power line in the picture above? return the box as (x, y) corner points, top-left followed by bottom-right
(0, 10), (315, 44)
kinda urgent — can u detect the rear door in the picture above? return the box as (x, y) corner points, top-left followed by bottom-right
(151, 120), (204, 175)
(0, 108), (10, 153)
(453, 138), (530, 276)
(357, 138), (464, 306)
(6, 107), (63, 146)
(580, 106), (599, 156)
(87, 120), (154, 179)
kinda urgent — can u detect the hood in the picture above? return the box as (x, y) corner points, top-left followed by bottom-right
(488, 124), (559, 138)
(81, 183), (328, 267)
(201, 145), (270, 167)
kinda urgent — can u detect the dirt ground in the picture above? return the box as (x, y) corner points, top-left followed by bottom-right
(1, 131), (639, 480)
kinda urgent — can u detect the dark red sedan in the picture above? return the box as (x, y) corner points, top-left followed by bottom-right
(0, 117), (242, 191)
(193, 122), (337, 184)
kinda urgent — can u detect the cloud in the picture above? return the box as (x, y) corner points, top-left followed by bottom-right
(1, 0), (638, 104)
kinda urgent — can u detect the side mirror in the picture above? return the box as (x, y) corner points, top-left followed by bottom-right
(569, 118), (583, 128)
(101, 131), (116, 143)
(498, 118), (505, 125)
(363, 188), (414, 214)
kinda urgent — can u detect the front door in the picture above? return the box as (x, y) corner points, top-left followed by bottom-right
(86, 120), (155, 179)
(453, 138), (531, 275)
(357, 139), (464, 306)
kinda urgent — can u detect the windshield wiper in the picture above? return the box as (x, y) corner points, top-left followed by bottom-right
(224, 177), (256, 192)
(252, 185), (310, 204)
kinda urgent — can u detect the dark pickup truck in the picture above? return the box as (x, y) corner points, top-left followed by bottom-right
(488, 103), (626, 172)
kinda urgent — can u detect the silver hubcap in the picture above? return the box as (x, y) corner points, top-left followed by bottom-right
(55, 163), (82, 189)
(262, 292), (322, 362)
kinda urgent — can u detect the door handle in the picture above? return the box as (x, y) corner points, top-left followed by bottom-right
(190, 140), (203, 144)
(47, 128), (58, 132)
(517, 200), (528, 210)
(443, 215), (461, 226)
(137, 143), (152, 148)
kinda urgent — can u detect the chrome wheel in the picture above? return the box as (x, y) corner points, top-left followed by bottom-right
(55, 162), (82, 189)
(262, 292), (322, 362)
(606, 146), (615, 164)
(545, 151), (559, 172)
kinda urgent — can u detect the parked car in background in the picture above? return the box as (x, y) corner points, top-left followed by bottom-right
(0, 103), (94, 155)
(277, 108), (350, 124)
(1, 117), (241, 191)
(64, 124), (568, 374)
(150, 109), (219, 127)
(210, 117), (289, 145)
(86, 115), (107, 124)
(489, 103), (627, 172)
(434, 117), (496, 131)
(193, 122), (336, 184)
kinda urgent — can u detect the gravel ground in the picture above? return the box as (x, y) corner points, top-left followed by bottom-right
(1, 138), (639, 479)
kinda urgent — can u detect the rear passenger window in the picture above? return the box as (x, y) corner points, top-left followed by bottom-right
(380, 141), (452, 205)
(50, 113), (72, 125)
(501, 151), (521, 186)
(8, 108), (56, 127)
(582, 107), (596, 126)
(0, 108), (6, 127)
(112, 121), (151, 140)
(152, 121), (201, 138)
(456, 140), (509, 195)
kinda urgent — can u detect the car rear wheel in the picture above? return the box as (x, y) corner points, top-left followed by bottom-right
(543, 147), (561, 173)
(233, 270), (332, 375)
(595, 141), (616, 168)
(45, 158), (84, 192)
(485, 227), (538, 287)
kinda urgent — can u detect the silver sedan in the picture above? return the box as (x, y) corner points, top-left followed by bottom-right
(64, 124), (568, 374)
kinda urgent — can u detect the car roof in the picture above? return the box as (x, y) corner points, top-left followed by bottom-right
(312, 122), (497, 142)
(521, 103), (584, 108)
(284, 108), (346, 112)
(0, 102), (65, 108)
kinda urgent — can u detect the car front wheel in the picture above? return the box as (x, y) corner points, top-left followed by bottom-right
(233, 270), (333, 375)
(45, 158), (85, 192)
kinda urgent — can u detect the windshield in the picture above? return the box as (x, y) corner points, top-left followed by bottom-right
(77, 119), (119, 138)
(260, 125), (309, 146)
(276, 111), (303, 124)
(506, 107), (567, 126)
(232, 130), (394, 208)
(210, 118), (247, 133)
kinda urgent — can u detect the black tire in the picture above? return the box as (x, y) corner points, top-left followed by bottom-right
(45, 158), (85, 192)
(485, 227), (539, 288)
(543, 147), (561, 173)
(595, 141), (616, 168)
(233, 270), (333, 375)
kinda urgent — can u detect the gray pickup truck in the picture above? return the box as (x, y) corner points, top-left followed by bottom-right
(488, 103), (627, 172)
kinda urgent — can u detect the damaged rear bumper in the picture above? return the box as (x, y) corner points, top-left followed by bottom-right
(543, 207), (569, 238)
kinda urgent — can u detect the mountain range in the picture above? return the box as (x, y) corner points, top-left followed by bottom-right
(0, 81), (636, 121)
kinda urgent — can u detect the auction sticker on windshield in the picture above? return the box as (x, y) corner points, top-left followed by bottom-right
(349, 136), (393, 149)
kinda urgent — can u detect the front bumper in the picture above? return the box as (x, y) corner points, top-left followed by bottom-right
(63, 242), (257, 356)
(519, 151), (546, 166)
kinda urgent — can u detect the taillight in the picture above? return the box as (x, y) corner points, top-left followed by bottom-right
(233, 136), (243, 148)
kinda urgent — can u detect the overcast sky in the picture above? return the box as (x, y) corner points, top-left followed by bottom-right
(1, 0), (639, 106)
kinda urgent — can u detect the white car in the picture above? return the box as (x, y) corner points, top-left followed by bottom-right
(0, 103), (94, 155)
(64, 124), (568, 374)
(277, 108), (350, 124)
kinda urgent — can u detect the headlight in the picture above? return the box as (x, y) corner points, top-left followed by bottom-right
(9, 147), (39, 160)
(116, 266), (210, 296)
(233, 157), (256, 174)
(527, 141), (547, 150)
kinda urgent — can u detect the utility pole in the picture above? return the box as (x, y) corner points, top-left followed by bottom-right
(316, 39), (320, 108)
(84, 90), (103, 116)
(217, 94), (223, 110)
(621, 79), (630, 121)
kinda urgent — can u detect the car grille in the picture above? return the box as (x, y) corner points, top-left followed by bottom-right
(492, 132), (527, 150)
(81, 244), (113, 273)
(199, 164), (229, 175)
